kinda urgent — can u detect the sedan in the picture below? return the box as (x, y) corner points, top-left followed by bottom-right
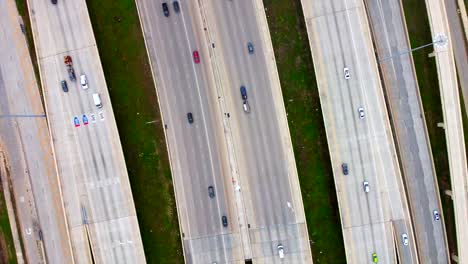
(341, 163), (348, 175)
(187, 112), (194, 124)
(222, 215), (228, 227)
(61, 80), (68, 92)
(173, 1), (180, 13)
(433, 210), (440, 221)
(402, 233), (409, 246)
(208, 186), (215, 198)
(247, 42), (254, 54)
(344, 67), (350, 80)
(73, 117), (80, 127)
(358, 107), (365, 119)
(372, 253), (378, 263)
(82, 115), (89, 125)
(193, 50), (200, 64)
(363, 180), (370, 193)
(80, 74), (88, 90)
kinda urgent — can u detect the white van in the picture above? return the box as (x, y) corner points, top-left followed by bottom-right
(278, 244), (284, 259)
(92, 93), (102, 108)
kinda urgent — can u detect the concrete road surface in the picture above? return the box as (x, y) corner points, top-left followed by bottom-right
(365, 0), (449, 262)
(0, 0), (74, 263)
(423, 0), (468, 261)
(135, 0), (242, 263)
(300, 0), (417, 262)
(199, 0), (313, 262)
(445, 0), (468, 117)
(26, 0), (145, 262)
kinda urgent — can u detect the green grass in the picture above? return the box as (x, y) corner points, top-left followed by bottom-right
(85, 1), (183, 263)
(402, 0), (458, 258)
(0, 185), (18, 264)
(264, 0), (346, 262)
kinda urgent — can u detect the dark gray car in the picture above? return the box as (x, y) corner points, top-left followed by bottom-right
(342, 163), (348, 175)
(222, 216), (228, 227)
(208, 186), (215, 198)
(61, 80), (68, 92)
(162, 3), (169, 17)
(187, 112), (193, 124)
(173, 1), (180, 13)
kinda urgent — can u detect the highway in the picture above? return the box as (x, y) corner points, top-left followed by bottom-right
(365, 0), (449, 262)
(200, 0), (313, 262)
(26, 0), (145, 262)
(0, 0), (73, 263)
(135, 1), (242, 262)
(300, 0), (416, 262)
(423, 0), (468, 261)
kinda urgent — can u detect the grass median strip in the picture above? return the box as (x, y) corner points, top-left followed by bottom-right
(0, 184), (17, 264)
(264, 0), (346, 262)
(402, 0), (458, 256)
(85, 0), (184, 262)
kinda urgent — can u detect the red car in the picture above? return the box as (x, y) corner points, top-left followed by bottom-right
(193, 50), (200, 64)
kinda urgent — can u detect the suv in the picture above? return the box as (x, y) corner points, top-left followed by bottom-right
(341, 163), (348, 175)
(222, 216), (228, 227)
(208, 186), (215, 198)
(80, 74), (88, 90)
(162, 2), (169, 17)
(358, 107), (365, 119)
(372, 253), (378, 263)
(187, 112), (194, 124)
(363, 181), (370, 193)
(277, 244), (284, 259)
(402, 233), (409, 246)
(61, 80), (68, 92)
(247, 42), (254, 54)
(433, 210), (440, 221)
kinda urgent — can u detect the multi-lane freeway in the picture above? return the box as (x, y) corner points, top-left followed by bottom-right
(0, 0), (73, 262)
(300, 0), (417, 262)
(26, 0), (145, 262)
(365, 0), (449, 262)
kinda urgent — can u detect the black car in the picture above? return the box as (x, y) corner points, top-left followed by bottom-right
(162, 2), (170, 17)
(247, 42), (254, 54)
(208, 186), (215, 198)
(51, 0), (57, 4)
(222, 216), (228, 227)
(187, 112), (194, 124)
(61, 80), (68, 92)
(173, 1), (180, 13)
(341, 163), (348, 175)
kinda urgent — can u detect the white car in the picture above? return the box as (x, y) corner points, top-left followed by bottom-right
(277, 244), (284, 259)
(363, 181), (370, 193)
(344, 67), (350, 80)
(358, 107), (365, 119)
(433, 210), (440, 221)
(402, 233), (409, 246)
(80, 74), (88, 90)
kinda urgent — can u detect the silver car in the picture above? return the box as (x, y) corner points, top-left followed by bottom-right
(344, 67), (350, 80)
(363, 181), (370, 193)
(402, 233), (409, 246)
(358, 107), (365, 119)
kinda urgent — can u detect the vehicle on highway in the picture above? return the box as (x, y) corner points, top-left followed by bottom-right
(363, 180), (370, 193)
(372, 252), (378, 263)
(402, 233), (409, 246)
(93, 93), (102, 108)
(221, 216), (228, 227)
(162, 2), (169, 17)
(433, 210), (440, 221)
(358, 107), (365, 119)
(247, 42), (254, 54)
(344, 67), (350, 80)
(187, 112), (194, 124)
(51, 0), (57, 4)
(61, 80), (68, 92)
(80, 74), (88, 90)
(240, 86), (247, 100)
(193, 50), (200, 64)
(341, 163), (348, 175)
(243, 101), (250, 113)
(173, 1), (180, 13)
(82, 115), (89, 125)
(208, 186), (215, 198)
(277, 244), (284, 259)
(74, 117), (80, 127)
(64, 56), (76, 81)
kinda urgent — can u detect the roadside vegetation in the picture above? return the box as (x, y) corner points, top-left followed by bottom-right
(264, 0), (346, 262)
(85, 1), (183, 263)
(402, 0), (459, 257)
(0, 181), (17, 264)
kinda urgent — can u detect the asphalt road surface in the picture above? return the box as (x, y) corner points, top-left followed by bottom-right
(200, 0), (313, 262)
(26, 0), (145, 262)
(301, 0), (416, 262)
(365, 0), (449, 262)
(0, 0), (74, 263)
(135, 1), (242, 263)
